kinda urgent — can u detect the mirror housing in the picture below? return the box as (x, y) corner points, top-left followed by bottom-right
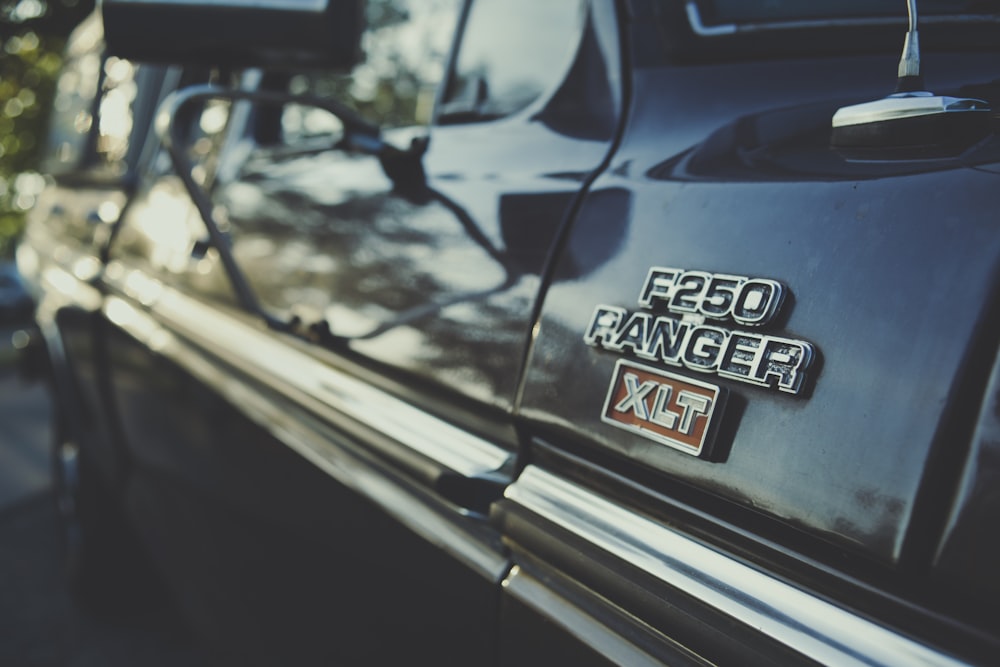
(99, 0), (363, 70)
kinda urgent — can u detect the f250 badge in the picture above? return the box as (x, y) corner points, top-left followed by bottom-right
(586, 267), (817, 458)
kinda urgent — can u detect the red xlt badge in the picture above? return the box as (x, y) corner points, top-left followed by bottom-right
(602, 359), (725, 458)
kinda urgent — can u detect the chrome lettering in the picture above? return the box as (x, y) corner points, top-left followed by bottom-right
(755, 337), (814, 395)
(638, 267), (681, 308)
(636, 266), (784, 328)
(637, 316), (688, 365)
(614, 373), (657, 420)
(649, 385), (677, 429)
(585, 302), (815, 395)
(682, 326), (727, 372)
(584, 305), (626, 346)
(675, 391), (712, 435)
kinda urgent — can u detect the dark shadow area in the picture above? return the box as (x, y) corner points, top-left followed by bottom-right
(0, 354), (213, 666)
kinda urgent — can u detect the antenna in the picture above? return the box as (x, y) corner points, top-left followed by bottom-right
(830, 0), (990, 151)
(896, 0), (924, 91)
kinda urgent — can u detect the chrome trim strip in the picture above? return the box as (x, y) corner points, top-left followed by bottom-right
(506, 466), (968, 667)
(502, 565), (666, 667)
(102, 292), (510, 579)
(684, 2), (999, 38)
(26, 230), (103, 314)
(40, 264), (103, 312)
(105, 271), (513, 479)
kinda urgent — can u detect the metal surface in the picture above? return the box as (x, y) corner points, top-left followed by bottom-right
(831, 92), (990, 128)
(501, 565), (669, 667)
(935, 339), (1000, 600)
(103, 271), (512, 481)
(506, 466), (968, 667)
(186, 0), (622, 415)
(101, 288), (510, 578)
(899, 0), (921, 78)
(72, 2), (623, 658)
(520, 51), (1000, 564)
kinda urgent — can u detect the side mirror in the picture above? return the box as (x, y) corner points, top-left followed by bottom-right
(99, 0), (363, 70)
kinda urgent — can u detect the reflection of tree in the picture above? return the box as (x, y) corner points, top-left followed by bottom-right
(214, 148), (549, 405)
(286, 0), (458, 131)
(0, 0), (94, 256)
(220, 151), (500, 322)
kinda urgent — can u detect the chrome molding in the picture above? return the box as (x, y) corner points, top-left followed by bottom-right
(102, 288), (510, 579)
(502, 565), (666, 667)
(40, 265), (103, 313)
(506, 466), (968, 667)
(21, 233), (103, 314)
(104, 269), (513, 480)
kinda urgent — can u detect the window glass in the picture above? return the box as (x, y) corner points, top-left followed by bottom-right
(184, 97), (234, 188)
(110, 68), (239, 308)
(438, 0), (586, 122)
(267, 0), (461, 145)
(110, 170), (238, 309)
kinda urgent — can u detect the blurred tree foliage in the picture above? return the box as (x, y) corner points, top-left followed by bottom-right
(0, 0), (93, 257)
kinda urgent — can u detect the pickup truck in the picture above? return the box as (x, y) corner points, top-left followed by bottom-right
(17, 0), (1000, 664)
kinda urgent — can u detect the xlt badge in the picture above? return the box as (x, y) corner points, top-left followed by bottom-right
(603, 360), (725, 458)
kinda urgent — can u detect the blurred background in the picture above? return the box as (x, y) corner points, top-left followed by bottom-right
(1, 2), (213, 663)
(1, 0), (95, 259)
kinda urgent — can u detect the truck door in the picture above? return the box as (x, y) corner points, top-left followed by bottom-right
(99, 0), (624, 662)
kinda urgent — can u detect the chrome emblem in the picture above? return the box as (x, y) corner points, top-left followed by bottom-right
(586, 267), (816, 396)
(603, 360), (724, 458)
